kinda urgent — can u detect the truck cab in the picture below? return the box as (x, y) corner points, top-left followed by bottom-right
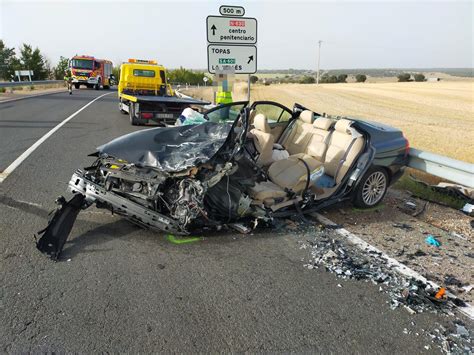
(70, 55), (113, 90)
(118, 59), (173, 98)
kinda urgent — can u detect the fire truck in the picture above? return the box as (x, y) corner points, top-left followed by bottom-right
(69, 55), (113, 90)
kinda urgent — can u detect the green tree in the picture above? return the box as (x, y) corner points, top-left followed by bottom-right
(0, 40), (18, 80)
(397, 73), (411, 82)
(355, 74), (367, 83)
(53, 56), (69, 80)
(414, 73), (425, 82)
(337, 74), (348, 83)
(168, 67), (211, 85)
(250, 75), (259, 84)
(19, 43), (48, 80)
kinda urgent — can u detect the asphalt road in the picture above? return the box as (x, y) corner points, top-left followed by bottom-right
(0, 89), (454, 352)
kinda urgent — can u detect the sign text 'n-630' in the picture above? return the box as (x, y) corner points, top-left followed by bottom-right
(207, 45), (257, 74)
(207, 16), (257, 44)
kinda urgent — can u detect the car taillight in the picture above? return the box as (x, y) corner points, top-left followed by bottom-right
(141, 113), (153, 119)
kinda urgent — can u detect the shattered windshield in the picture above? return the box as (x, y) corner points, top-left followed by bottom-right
(205, 103), (247, 123)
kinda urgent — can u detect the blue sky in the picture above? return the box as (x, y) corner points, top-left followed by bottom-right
(1, 0), (472, 69)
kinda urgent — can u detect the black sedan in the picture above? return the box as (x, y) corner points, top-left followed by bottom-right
(37, 100), (409, 259)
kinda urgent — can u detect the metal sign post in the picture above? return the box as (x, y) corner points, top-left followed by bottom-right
(206, 6), (257, 102)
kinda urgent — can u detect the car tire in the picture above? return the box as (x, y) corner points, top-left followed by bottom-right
(352, 167), (388, 208)
(74, 83), (80, 89)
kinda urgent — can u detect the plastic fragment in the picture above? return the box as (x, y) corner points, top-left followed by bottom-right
(425, 235), (441, 247)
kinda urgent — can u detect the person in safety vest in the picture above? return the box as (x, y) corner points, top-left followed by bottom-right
(64, 69), (73, 95)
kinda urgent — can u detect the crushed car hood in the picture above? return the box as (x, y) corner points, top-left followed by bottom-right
(97, 122), (232, 172)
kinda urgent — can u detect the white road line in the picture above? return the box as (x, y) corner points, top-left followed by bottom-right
(313, 212), (474, 320)
(0, 92), (112, 183)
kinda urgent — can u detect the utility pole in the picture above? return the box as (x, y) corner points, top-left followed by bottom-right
(317, 40), (322, 84)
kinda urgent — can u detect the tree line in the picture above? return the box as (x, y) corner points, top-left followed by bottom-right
(0, 40), (71, 81)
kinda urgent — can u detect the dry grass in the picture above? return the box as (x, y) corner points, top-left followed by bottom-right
(186, 81), (474, 162)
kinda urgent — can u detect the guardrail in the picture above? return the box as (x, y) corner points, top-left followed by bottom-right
(408, 148), (474, 188)
(0, 80), (63, 88)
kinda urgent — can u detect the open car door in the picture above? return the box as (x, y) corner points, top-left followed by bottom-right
(250, 101), (293, 141)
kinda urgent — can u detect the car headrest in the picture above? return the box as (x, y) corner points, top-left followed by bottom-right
(299, 110), (314, 123)
(334, 119), (353, 134)
(253, 113), (271, 133)
(313, 117), (334, 130)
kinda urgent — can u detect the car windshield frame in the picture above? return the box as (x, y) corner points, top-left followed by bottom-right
(203, 101), (249, 123)
(70, 59), (94, 70)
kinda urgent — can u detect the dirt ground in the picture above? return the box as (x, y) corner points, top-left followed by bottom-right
(185, 80), (474, 163)
(323, 188), (474, 304)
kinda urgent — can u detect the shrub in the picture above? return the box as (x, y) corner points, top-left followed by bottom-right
(337, 74), (348, 83)
(397, 73), (411, 82)
(0, 87), (6, 93)
(414, 73), (425, 82)
(250, 75), (259, 84)
(355, 74), (367, 83)
(29, 85), (35, 90)
(299, 75), (315, 84)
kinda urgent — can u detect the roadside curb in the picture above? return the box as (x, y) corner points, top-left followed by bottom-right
(0, 89), (66, 104)
(312, 212), (474, 320)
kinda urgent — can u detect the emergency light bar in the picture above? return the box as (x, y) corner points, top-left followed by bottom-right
(128, 59), (157, 64)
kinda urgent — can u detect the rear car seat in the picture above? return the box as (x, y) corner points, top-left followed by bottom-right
(281, 110), (314, 155)
(249, 118), (365, 206)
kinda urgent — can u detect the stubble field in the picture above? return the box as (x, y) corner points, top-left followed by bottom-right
(187, 81), (474, 163)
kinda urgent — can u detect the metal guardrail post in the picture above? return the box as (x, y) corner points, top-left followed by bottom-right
(408, 148), (474, 188)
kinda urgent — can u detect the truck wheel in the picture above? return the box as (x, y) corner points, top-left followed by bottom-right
(74, 83), (80, 89)
(352, 167), (388, 208)
(129, 104), (139, 125)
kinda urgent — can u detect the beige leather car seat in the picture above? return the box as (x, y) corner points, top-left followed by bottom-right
(265, 117), (335, 193)
(323, 118), (364, 184)
(281, 110), (314, 155)
(250, 114), (275, 166)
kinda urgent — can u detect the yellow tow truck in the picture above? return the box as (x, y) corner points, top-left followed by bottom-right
(118, 59), (209, 125)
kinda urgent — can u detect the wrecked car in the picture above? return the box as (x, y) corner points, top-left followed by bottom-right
(36, 101), (409, 259)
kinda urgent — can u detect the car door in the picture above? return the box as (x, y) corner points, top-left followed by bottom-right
(250, 101), (294, 140)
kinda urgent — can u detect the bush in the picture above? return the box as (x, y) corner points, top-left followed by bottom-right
(250, 75), (259, 84)
(0, 87), (6, 93)
(337, 74), (348, 83)
(355, 74), (367, 83)
(414, 73), (425, 82)
(299, 75), (315, 84)
(12, 86), (23, 91)
(29, 85), (35, 90)
(397, 73), (411, 82)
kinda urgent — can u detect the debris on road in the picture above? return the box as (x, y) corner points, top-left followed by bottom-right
(296, 222), (473, 353)
(425, 235), (441, 247)
(462, 203), (474, 216)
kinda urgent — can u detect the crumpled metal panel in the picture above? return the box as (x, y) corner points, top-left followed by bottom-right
(97, 122), (232, 172)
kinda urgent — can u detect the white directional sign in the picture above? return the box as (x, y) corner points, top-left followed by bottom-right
(207, 44), (257, 74)
(207, 16), (257, 44)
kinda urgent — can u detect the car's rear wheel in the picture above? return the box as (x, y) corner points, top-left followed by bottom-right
(353, 167), (388, 208)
